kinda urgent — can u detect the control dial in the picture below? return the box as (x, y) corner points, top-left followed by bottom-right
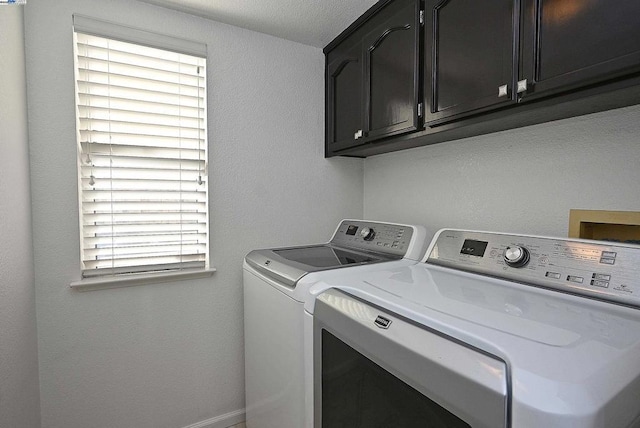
(504, 246), (530, 268)
(360, 227), (375, 241)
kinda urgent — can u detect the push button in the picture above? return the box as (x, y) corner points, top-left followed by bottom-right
(567, 275), (584, 284)
(600, 251), (617, 265)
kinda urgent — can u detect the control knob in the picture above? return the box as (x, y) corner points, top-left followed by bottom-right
(504, 245), (530, 268)
(360, 227), (375, 241)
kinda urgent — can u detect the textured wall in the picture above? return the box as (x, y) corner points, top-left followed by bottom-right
(23, 1), (363, 427)
(137, 0), (378, 48)
(364, 104), (640, 238)
(0, 6), (42, 428)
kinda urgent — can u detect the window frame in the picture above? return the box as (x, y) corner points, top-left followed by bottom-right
(70, 16), (213, 290)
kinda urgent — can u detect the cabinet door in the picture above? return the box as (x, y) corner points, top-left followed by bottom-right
(363, 0), (421, 141)
(327, 43), (363, 153)
(425, 0), (517, 125)
(520, 0), (640, 101)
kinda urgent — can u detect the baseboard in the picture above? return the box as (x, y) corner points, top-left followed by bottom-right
(181, 408), (245, 428)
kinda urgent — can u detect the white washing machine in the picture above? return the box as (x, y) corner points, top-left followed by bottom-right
(243, 219), (430, 428)
(307, 229), (640, 427)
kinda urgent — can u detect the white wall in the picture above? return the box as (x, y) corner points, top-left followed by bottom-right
(364, 104), (640, 237)
(0, 6), (42, 428)
(23, 1), (363, 427)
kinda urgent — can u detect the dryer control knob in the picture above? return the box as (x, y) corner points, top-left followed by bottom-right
(360, 227), (375, 241)
(504, 246), (530, 268)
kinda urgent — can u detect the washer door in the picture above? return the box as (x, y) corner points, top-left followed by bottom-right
(313, 289), (508, 428)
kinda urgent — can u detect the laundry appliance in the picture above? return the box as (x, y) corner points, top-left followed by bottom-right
(307, 229), (640, 427)
(243, 219), (430, 428)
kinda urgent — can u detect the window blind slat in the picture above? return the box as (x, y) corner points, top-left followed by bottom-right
(84, 255), (206, 269)
(80, 139), (204, 155)
(81, 180), (205, 192)
(81, 190), (207, 200)
(82, 224), (208, 237)
(83, 168), (204, 179)
(78, 97), (204, 119)
(82, 200), (206, 210)
(83, 232), (206, 246)
(79, 107), (204, 128)
(78, 119), (201, 139)
(82, 261), (206, 278)
(81, 172), (206, 183)
(78, 81), (204, 107)
(82, 154), (204, 170)
(74, 29), (208, 278)
(77, 65), (204, 95)
(84, 243), (207, 258)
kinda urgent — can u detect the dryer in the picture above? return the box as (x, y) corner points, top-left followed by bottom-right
(308, 229), (640, 427)
(243, 219), (430, 428)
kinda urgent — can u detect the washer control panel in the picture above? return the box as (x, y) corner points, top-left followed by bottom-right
(427, 229), (640, 308)
(331, 220), (414, 257)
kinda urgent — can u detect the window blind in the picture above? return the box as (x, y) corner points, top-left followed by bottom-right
(73, 31), (209, 278)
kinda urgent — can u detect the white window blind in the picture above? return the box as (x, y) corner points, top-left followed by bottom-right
(73, 28), (209, 278)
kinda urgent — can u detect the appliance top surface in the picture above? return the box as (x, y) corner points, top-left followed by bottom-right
(244, 220), (427, 288)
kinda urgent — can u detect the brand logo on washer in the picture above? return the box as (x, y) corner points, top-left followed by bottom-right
(264, 260), (271, 266)
(374, 315), (392, 329)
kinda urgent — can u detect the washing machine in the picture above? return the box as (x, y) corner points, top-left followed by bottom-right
(243, 219), (430, 428)
(307, 229), (640, 427)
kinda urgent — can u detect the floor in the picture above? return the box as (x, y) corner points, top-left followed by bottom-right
(228, 423), (246, 428)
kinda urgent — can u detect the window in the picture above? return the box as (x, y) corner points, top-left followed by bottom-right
(73, 17), (209, 280)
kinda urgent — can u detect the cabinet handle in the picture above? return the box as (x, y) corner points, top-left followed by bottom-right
(354, 129), (363, 139)
(498, 84), (509, 98)
(517, 79), (528, 94)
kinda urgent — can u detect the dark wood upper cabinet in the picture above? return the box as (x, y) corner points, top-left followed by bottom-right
(325, 0), (640, 157)
(327, 43), (363, 152)
(364, 0), (422, 141)
(520, 0), (640, 101)
(425, 0), (518, 125)
(325, 0), (422, 156)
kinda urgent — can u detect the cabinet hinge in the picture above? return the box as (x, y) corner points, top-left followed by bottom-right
(417, 103), (423, 117)
(419, 10), (425, 25)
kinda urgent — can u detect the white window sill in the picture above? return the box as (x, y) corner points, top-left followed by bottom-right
(70, 268), (216, 291)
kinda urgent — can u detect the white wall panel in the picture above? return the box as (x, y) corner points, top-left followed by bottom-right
(364, 105), (640, 238)
(23, 1), (363, 427)
(0, 6), (41, 428)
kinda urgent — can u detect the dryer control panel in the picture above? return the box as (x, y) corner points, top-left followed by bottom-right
(331, 220), (415, 258)
(427, 229), (640, 308)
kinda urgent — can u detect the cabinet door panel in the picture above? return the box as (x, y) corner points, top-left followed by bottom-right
(426, 0), (516, 124)
(364, 0), (420, 140)
(327, 44), (363, 152)
(521, 0), (640, 100)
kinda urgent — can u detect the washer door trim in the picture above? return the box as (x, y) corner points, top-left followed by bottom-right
(313, 288), (508, 428)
